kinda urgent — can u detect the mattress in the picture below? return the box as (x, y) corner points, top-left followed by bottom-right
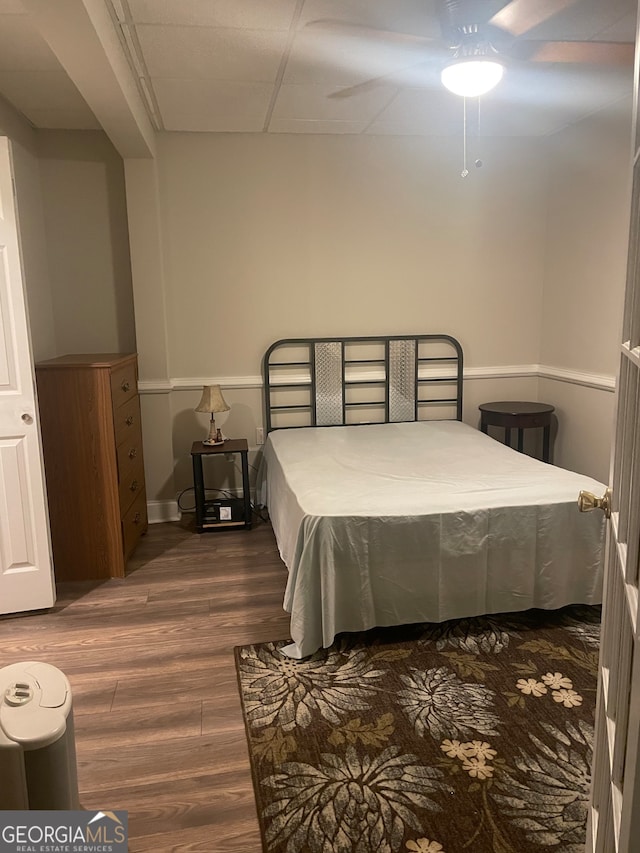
(258, 420), (606, 658)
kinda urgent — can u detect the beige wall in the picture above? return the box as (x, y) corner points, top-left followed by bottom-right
(0, 95), (56, 362)
(37, 130), (136, 355)
(539, 96), (632, 482)
(155, 133), (548, 379)
(0, 92), (37, 152)
(539, 378), (615, 484)
(541, 97), (631, 377)
(11, 142), (57, 362)
(0, 109), (136, 361)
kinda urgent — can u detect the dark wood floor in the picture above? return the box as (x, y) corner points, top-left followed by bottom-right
(0, 516), (290, 852)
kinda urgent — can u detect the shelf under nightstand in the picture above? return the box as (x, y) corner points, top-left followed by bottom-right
(190, 438), (252, 533)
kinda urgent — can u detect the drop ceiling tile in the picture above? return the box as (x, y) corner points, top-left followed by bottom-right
(597, 11), (638, 42)
(0, 70), (95, 112)
(269, 117), (369, 133)
(367, 88), (462, 135)
(136, 23), (288, 81)
(299, 0), (636, 47)
(283, 28), (444, 87)
(272, 82), (396, 122)
(377, 57), (446, 89)
(125, 0), (298, 30)
(0, 15), (62, 72)
(298, 0), (441, 39)
(152, 78), (273, 131)
(479, 63), (633, 136)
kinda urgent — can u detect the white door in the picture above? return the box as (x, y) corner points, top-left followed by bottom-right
(585, 9), (640, 849)
(0, 137), (55, 614)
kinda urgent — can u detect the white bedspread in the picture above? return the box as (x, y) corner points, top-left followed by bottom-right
(258, 420), (606, 658)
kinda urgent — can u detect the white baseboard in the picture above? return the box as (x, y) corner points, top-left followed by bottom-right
(147, 499), (180, 524)
(146, 491), (251, 525)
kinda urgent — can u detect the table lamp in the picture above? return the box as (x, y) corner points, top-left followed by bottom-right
(195, 384), (230, 445)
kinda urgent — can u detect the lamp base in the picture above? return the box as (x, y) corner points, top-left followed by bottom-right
(203, 420), (224, 446)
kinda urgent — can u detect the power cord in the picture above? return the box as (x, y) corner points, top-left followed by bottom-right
(177, 485), (270, 524)
(251, 503), (270, 523)
(177, 485), (238, 513)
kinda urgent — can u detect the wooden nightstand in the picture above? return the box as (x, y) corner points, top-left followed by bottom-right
(479, 401), (555, 462)
(190, 438), (252, 533)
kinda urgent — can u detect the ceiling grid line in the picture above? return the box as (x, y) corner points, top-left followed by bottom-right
(262, 0), (306, 133)
(104, 0), (164, 131)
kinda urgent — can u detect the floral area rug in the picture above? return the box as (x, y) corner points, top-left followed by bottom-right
(235, 605), (600, 853)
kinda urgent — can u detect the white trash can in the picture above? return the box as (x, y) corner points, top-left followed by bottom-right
(0, 661), (80, 809)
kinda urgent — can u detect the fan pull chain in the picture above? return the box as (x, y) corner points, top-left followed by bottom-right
(461, 96), (469, 178)
(460, 97), (484, 178)
(475, 97), (483, 170)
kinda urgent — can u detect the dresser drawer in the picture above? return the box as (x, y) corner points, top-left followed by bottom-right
(119, 457), (145, 514)
(122, 489), (148, 559)
(110, 361), (138, 409)
(114, 395), (142, 447)
(35, 352), (147, 581)
(116, 427), (143, 479)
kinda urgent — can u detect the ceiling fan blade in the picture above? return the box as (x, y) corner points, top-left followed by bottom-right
(328, 58), (440, 99)
(305, 19), (437, 49)
(328, 76), (396, 99)
(488, 0), (577, 37)
(513, 40), (635, 66)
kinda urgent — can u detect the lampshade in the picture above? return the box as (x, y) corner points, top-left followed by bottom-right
(441, 59), (504, 98)
(195, 385), (230, 414)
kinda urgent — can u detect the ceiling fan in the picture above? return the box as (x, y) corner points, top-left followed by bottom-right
(308, 0), (635, 100)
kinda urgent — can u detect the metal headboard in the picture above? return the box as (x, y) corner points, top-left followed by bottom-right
(263, 334), (463, 433)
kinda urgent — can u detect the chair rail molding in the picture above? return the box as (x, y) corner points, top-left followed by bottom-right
(138, 375), (262, 393)
(537, 364), (615, 392)
(138, 364), (615, 394)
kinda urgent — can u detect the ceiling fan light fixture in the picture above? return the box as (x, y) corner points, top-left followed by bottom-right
(441, 58), (504, 97)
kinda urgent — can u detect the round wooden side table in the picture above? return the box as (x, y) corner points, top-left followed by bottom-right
(479, 401), (555, 462)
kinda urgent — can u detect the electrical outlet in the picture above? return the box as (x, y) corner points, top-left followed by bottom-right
(256, 427), (264, 445)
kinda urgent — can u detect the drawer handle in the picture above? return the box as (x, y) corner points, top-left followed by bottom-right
(133, 512), (141, 524)
(121, 380), (131, 392)
(125, 415), (134, 426)
(128, 448), (137, 459)
(130, 479), (139, 492)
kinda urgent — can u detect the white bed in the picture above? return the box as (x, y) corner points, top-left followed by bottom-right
(261, 421), (604, 658)
(258, 420), (605, 658)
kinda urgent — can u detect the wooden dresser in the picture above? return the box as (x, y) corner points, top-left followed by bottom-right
(35, 353), (148, 581)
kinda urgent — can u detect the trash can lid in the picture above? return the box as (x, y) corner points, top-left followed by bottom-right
(0, 661), (71, 749)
